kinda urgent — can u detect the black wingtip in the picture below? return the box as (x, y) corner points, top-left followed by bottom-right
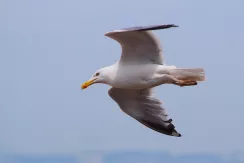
(136, 24), (179, 31)
(105, 24), (179, 36)
(167, 24), (179, 28)
(172, 131), (182, 137)
(177, 132), (182, 137)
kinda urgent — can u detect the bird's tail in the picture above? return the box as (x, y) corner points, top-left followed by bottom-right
(169, 68), (205, 81)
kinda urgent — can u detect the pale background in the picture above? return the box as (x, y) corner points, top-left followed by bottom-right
(1, 0), (244, 162)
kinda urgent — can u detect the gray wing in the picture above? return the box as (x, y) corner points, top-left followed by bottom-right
(108, 87), (181, 137)
(105, 24), (178, 65)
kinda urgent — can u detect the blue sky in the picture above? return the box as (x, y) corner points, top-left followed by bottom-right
(1, 151), (244, 163)
(1, 0), (244, 162)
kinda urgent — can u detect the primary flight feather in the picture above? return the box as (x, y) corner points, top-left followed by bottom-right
(81, 24), (205, 137)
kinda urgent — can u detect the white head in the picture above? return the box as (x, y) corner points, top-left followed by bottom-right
(81, 66), (114, 89)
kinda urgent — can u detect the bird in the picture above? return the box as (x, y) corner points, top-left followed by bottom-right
(81, 24), (205, 137)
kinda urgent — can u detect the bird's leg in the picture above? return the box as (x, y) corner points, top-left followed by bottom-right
(159, 75), (197, 87)
(174, 79), (197, 87)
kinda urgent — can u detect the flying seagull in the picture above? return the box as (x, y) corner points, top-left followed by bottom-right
(81, 24), (205, 137)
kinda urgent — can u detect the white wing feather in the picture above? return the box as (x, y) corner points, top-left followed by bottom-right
(105, 24), (178, 65)
(108, 87), (181, 137)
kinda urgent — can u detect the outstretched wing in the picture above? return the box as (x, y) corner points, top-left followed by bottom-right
(108, 87), (181, 137)
(105, 24), (178, 65)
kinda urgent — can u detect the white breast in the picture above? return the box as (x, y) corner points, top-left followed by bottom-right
(111, 63), (158, 89)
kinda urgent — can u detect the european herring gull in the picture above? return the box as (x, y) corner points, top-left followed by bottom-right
(81, 24), (205, 137)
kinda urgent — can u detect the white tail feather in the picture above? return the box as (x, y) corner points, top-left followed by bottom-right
(169, 68), (205, 81)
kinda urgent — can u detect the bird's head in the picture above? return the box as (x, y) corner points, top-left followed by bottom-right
(81, 67), (112, 89)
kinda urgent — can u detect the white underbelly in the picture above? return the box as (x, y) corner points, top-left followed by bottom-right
(110, 64), (175, 89)
(112, 78), (150, 89)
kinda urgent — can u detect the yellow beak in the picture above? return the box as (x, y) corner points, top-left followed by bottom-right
(81, 78), (96, 89)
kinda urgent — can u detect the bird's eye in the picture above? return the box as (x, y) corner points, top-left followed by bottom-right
(95, 72), (100, 76)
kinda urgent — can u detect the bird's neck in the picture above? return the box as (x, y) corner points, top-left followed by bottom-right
(101, 65), (117, 86)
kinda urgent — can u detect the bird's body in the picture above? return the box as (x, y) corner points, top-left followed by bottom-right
(81, 24), (205, 137)
(99, 63), (204, 90)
